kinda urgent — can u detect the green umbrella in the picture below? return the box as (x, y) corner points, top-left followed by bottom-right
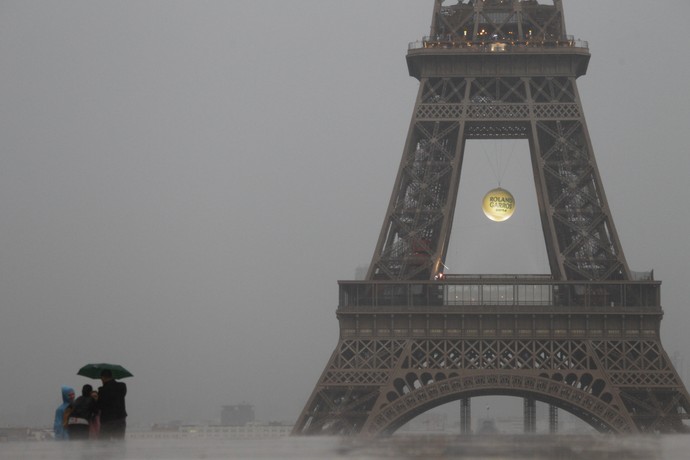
(77, 363), (133, 380)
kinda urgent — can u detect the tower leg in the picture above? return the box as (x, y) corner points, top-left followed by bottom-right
(549, 404), (558, 434)
(460, 397), (471, 434)
(524, 398), (536, 433)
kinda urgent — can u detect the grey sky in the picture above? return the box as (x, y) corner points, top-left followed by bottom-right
(1, 1), (689, 428)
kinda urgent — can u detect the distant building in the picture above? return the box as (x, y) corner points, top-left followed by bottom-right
(151, 421), (182, 432)
(0, 427), (48, 441)
(128, 423), (293, 440)
(221, 404), (254, 426)
(178, 423), (292, 439)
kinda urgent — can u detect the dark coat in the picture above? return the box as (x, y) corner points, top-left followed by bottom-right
(97, 379), (127, 422)
(69, 395), (97, 421)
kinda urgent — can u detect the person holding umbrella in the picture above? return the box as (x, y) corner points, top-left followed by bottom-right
(96, 369), (128, 440)
(76, 363), (132, 440)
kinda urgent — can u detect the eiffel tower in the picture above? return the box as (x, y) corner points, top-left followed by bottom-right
(294, 0), (690, 435)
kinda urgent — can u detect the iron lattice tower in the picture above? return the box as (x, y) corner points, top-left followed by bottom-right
(294, 0), (690, 435)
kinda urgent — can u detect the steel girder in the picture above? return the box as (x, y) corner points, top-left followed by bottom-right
(294, 336), (690, 435)
(431, 0), (566, 44)
(367, 74), (630, 281)
(296, 0), (690, 436)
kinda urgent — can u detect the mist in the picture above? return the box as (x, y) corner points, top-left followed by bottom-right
(1, 1), (688, 429)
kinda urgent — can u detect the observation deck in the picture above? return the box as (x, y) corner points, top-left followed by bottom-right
(336, 275), (662, 341)
(406, 35), (590, 79)
(339, 275), (658, 311)
(409, 34), (588, 51)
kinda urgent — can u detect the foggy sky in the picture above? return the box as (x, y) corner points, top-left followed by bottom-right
(1, 1), (689, 428)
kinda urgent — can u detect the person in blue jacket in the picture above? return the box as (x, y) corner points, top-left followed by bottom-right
(53, 386), (74, 440)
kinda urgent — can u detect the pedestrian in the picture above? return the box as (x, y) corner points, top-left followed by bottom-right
(96, 369), (127, 440)
(89, 389), (100, 439)
(53, 386), (74, 440)
(63, 384), (97, 440)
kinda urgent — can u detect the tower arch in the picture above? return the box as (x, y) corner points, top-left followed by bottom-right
(364, 371), (631, 435)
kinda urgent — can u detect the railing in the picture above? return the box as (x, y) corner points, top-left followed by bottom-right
(408, 35), (588, 51)
(338, 277), (660, 310)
